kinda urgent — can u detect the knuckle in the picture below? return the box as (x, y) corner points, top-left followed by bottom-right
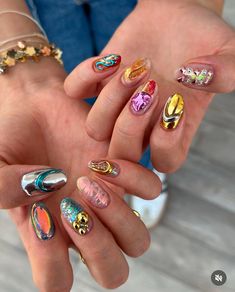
(115, 121), (138, 139)
(101, 267), (129, 289)
(85, 122), (106, 141)
(131, 233), (151, 258)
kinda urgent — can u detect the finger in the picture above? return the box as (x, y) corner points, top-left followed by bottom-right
(85, 58), (151, 141)
(76, 175), (151, 257)
(176, 52), (235, 93)
(0, 164), (67, 209)
(60, 197), (129, 289)
(108, 79), (159, 162)
(87, 159), (161, 199)
(10, 203), (73, 292)
(150, 93), (186, 173)
(64, 54), (121, 98)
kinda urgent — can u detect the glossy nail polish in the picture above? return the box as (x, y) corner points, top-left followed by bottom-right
(122, 58), (151, 85)
(93, 54), (121, 72)
(177, 64), (214, 86)
(130, 79), (157, 115)
(77, 176), (110, 209)
(31, 202), (55, 240)
(21, 168), (67, 196)
(88, 160), (120, 177)
(161, 93), (184, 130)
(60, 198), (92, 235)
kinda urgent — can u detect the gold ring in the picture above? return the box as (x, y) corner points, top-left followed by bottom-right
(78, 252), (86, 265)
(132, 209), (141, 218)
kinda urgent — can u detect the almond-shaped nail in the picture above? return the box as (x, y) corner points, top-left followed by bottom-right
(161, 93), (184, 130)
(21, 168), (67, 196)
(130, 79), (157, 115)
(177, 64), (214, 86)
(93, 54), (121, 72)
(122, 58), (151, 85)
(88, 160), (120, 177)
(60, 198), (92, 235)
(31, 202), (55, 240)
(77, 177), (110, 209)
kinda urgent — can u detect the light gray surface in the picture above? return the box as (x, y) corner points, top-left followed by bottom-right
(1, 1), (235, 291)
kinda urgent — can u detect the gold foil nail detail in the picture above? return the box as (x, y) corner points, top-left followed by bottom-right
(88, 160), (120, 177)
(161, 93), (184, 130)
(122, 58), (151, 84)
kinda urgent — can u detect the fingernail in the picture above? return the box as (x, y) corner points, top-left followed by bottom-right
(77, 176), (110, 209)
(130, 79), (157, 115)
(177, 64), (214, 86)
(161, 93), (184, 130)
(88, 160), (120, 177)
(122, 58), (151, 85)
(60, 198), (92, 235)
(93, 54), (121, 72)
(31, 202), (55, 240)
(21, 168), (67, 196)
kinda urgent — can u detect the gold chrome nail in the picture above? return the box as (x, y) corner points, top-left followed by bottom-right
(122, 58), (151, 84)
(88, 160), (120, 177)
(161, 93), (184, 130)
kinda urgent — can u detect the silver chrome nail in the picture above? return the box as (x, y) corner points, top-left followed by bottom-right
(21, 168), (67, 196)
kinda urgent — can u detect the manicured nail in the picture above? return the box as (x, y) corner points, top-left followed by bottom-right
(21, 168), (67, 196)
(161, 93), (184, 130)
(177, 64), (214, 86)
(130, 79), (157, 115)
(93, 54), (121, 72)
(77, 176), (110, 209)
(122, 58), (151, 85)
(88, 160), (120, 177)
(31, 202), (55, 240)
(60, 198), (92, 235)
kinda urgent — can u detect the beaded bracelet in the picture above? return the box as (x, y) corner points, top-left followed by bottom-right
(0, 41), (63, 74)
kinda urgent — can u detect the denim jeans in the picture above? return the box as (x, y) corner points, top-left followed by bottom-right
(26, 0), (151, 167)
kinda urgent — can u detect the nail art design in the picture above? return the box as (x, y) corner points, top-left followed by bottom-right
(21, 168), (67, 196)
(161, 93), (184, 130)
(177, 66), (214, 86)
(93, 54), (121, 72)
(31, 202), (55, 240)
(130, 79), (157, 115)
(60, 198), (92, 235)
(77, 177), (110, 209)
(122, 58), (151, 84)
(88, 160), (120, 177)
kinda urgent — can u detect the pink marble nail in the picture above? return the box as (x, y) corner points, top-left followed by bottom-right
(77, 177), (110, 209)
(130, 80), (157, 115)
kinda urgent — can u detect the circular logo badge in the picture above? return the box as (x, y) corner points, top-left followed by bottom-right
(211, 270), (227, 286)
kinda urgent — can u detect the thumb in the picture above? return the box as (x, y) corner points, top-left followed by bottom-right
(176, 53), (235, 93)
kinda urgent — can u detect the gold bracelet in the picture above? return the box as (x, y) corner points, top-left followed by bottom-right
(0, 41), (63, 74)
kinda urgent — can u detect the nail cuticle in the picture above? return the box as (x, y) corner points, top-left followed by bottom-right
(93, 54), (121, 72)
(77, 176), (110, 209)
(161, 93), (184, 130)
(60, 198), (92, 235)
(21, 168), (67, 196)
(31, 202), (55, 241)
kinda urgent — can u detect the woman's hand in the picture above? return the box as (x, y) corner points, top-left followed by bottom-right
(1, 57), (161, 291)
(90, 0), (235, 172)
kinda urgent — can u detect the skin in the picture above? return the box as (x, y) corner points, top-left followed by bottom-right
(85, 0), (235, 172)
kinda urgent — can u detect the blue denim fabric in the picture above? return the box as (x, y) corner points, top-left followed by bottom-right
(25, 0), (150, 166)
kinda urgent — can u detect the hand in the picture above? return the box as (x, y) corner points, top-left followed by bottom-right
(1, 58), (161, 291)
(90, 0), (235, 172)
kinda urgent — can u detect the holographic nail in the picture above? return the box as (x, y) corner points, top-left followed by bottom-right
(60, 198), (92, 235)
(93, 54), (121, 72)
(130, 79), (157, 115)
(122, 58), (151, 85)
(21, 168), (67, 196)
(31, 202), (55, 241)
(177, 65), (214, 86)
(88, 160), (120, 177)
(77, 177), (110, 209)
(161, 93), (184, 130)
